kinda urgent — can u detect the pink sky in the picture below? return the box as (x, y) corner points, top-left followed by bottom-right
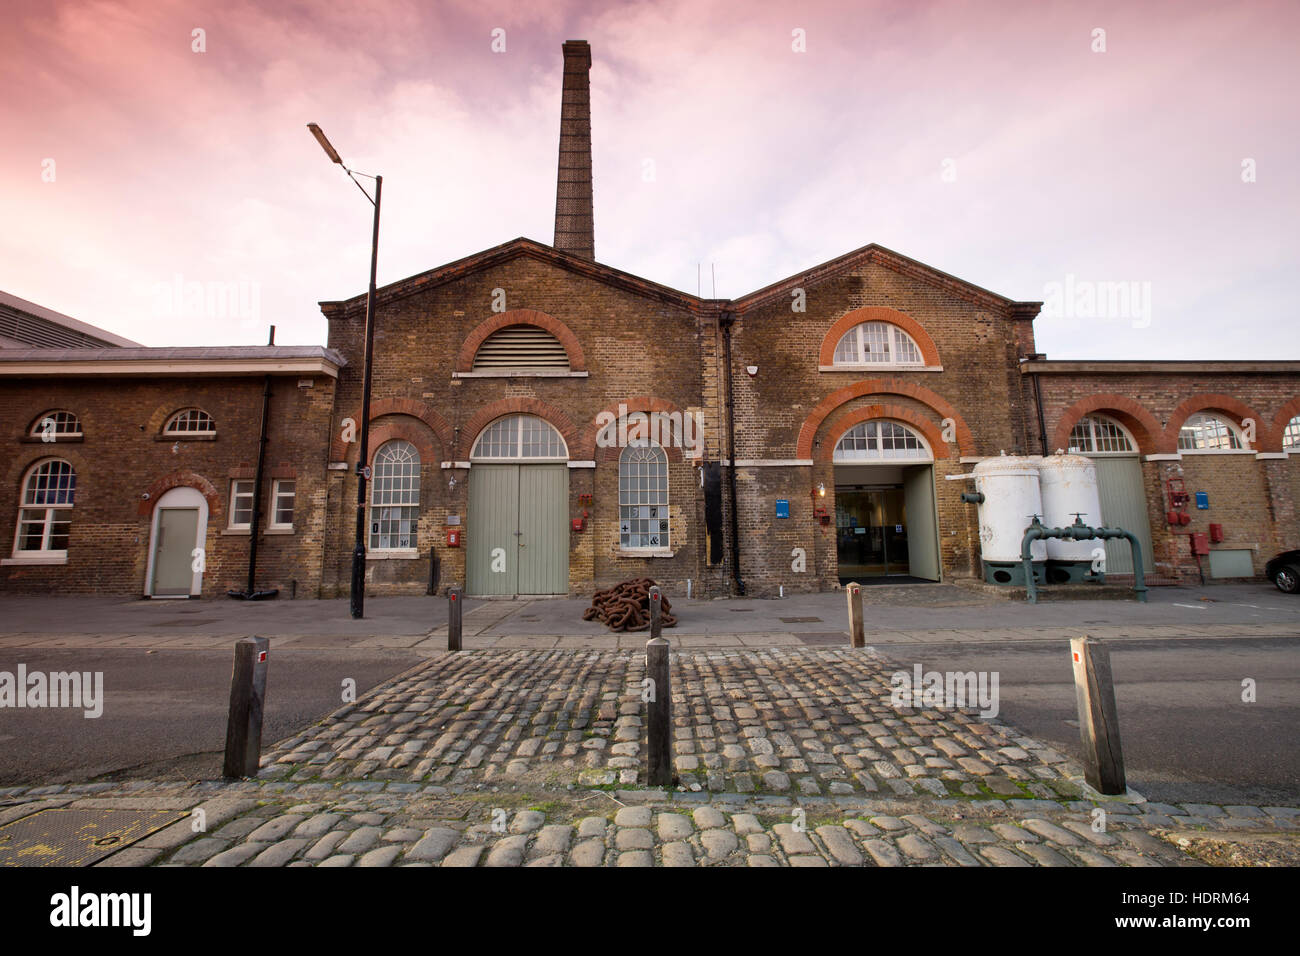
(2, 0), (1296, 358)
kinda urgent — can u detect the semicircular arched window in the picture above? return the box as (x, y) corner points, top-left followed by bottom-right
(471, 414), (567, 460)
(832, 322), (924, 367)
(29, 410), (83, 441)
(472, 325), (569, 371)
(164, 408), (216, 437)
(369, 440), (420, 551)
(1068, 414), (1136, 454)
(1283, 415), (1300, 450)
(833, 420), (932, 461)
(1177, 413), (1243, 452)
(14, 459), (77, 558)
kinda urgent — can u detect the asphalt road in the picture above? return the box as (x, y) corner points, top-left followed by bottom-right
(873, 634), (1300, 806)
(0, 648), (424, 786)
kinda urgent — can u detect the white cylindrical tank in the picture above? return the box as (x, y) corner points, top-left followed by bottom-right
(1037, 454), (1104, 561)
(972, 455), (1046, 563)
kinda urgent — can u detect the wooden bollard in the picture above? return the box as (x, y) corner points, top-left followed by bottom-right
(448, 586), (463, 651)
(846, 582), (865, 648)
(646, 633), (672, 788)
(222, 636), (270, 779)
(1070, 636), (1127, 795)
(648, 585), (662, 639)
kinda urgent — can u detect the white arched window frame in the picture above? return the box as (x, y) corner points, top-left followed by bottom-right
(1177, 413), (1244, 453)
(619, 443), (669, 550)
(832, 322), (924, 367)
(164, 408), (216, 437)
(369, 440), (420, 551)
(13, 459), (76, 560)
(1067, 415), (1137, 455)
(29, 410), (83, 441)
(833, 420), (933, 462)
(470, 414), (567, 461)
(1283, 415), (1300, 450)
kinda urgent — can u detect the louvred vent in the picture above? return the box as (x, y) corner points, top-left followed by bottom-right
(472, 325), (569, 370)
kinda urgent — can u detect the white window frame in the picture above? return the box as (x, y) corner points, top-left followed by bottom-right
(1283, 416), (1300, 451)
(10, 459), (76, 562)
(164, 408), (216, 437)
(269, 479), (295, 531)
(832, 420), (933, 462)
(29, 410), (83, 441)
(1067, 414), (1137, 456)
(831, 322), (925, 368)
(470, 414), (568, 461)
(228, 479), (254, 530)
(1177, 413), (1245, 453)
(369, 440), (420, 553)
(619, 443), (670, 552)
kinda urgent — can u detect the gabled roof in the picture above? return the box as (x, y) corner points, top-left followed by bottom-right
(0, 290), (142, 348)
(318, 237), (709, 317)
(731, 242), (1042, 316)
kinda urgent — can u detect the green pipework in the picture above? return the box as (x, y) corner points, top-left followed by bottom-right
(1020, 516), (1147, 604)
(960, 491), (985, 504)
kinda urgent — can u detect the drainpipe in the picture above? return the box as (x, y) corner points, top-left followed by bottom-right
(721, 310), (745, 595)
(231, 326), (276, 600)
(1024, 355), (1049, 454)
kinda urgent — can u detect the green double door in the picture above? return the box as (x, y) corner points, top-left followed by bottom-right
(467, 464), (569, 596)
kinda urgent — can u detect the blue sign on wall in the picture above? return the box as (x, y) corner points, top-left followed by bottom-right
(775, 499), (789, 518)
(1195, 491), (1209, 510)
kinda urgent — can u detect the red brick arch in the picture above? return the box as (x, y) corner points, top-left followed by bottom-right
(1050, 394), (1164, 456)
(817, 307), (941, 367)
(329, 398), (453, 462)
(458, 397), (592, 461)
(814, 405), (950, 462)
(795, 379), (975, 458)
(352, 425), (439, 469)
(1166, 393), (1271, 452)
(593, 397), (691, 462)
(137, 471), (221, 517)
(1270, 395), (1300, 451)
(456, 309), (586, 373)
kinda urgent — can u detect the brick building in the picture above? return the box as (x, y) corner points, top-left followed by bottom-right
(4, 40), (1298, 599)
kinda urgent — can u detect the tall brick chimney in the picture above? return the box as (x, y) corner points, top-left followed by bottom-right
(553, 40), (595, 260)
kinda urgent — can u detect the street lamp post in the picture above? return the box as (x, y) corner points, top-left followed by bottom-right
(308, 123), (381, 619)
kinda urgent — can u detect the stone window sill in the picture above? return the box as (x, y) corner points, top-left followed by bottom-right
(616, 549), (676, 559)
(367, 550), (420, 560)
(2, 553), (68, 566)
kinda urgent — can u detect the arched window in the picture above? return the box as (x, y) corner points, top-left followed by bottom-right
(832, 322), (923, 367)
(833, 420), (932, 461)
(1177, 413), (1243, 452)
(471, 414), (567, 460)
(370, 440), (420, 550)
(619, 444), (669, 550)
(1068, 415), (1136, 454)
(164, 408), (216, 436)
(14, 459), (76, 556)
(29, 411), (82, 441)
(1284, 416), (1300, 450)
(472, 325), (569, 370)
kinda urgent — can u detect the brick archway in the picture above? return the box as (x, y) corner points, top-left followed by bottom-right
(456, 309), (586, 373)
(1271, 395), (1300, 452)
(330, 398), (453, 462)
(1166, 393), (1271, 452)
(348, 425), (439, 469)
(795, 379), (975, 458)
(817, 307), (941, 367)
(814, 405), (949, 462)
(137, 471), (221, 517)
(593, 397), (691, 462)
(459, 397), (592, 460)
(1050, 394), (1164, 455)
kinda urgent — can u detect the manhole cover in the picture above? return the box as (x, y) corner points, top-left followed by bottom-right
(729, 608), (754, 612)
(797, 632), (849, 645)
(0, 808), (183, 867)
(779, 617), (823, 624)
(157, 619), (217, 627)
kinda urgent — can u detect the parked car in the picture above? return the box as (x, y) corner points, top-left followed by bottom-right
(1264, 550), (1300, 593)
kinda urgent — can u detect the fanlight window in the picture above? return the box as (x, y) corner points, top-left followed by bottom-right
(833, 420), (931, 461)
(1177, 413), (1243, 452)
(619, 444), (669, 550)
(472, 325), (569, 370)
(832, 322), (923, 366)
(164, 408), (216, 436)
(1284, 416), (1300, 450)
(15, 459), (76, 554)
(370, 440), (420, 550)
(471, 415), (567, 460)
(1068, 415), (1135, 454)
(29, 411), (82, 440)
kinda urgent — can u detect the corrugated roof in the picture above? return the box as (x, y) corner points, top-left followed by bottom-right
(0, 290), (142, 347)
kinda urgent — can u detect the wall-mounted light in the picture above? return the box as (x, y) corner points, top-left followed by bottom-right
(818, 483), (826, 497)
(746, 365), (758, 377)
(448, 476), (458, 491)
(171, 442), (180, 454)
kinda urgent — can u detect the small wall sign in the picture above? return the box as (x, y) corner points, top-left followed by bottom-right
(775, 499), (789, 518)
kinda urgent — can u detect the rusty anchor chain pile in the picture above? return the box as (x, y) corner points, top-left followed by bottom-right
(582, 578), (677, 632)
